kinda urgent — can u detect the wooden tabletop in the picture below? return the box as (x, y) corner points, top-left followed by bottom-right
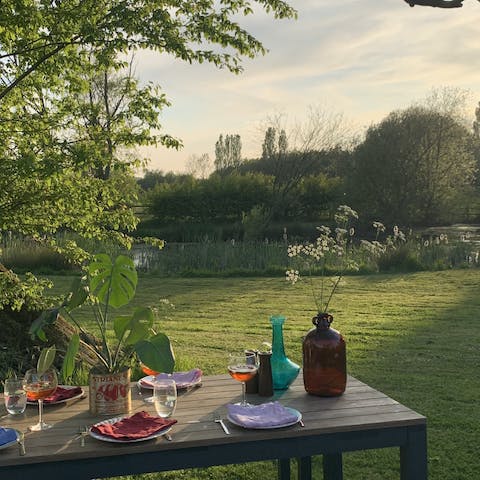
(0, 374), (426, 478)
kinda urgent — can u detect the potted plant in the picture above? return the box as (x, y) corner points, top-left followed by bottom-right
(30, 254), (175, 414)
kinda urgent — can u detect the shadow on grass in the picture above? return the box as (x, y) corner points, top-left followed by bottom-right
(342, 270), (480, 480)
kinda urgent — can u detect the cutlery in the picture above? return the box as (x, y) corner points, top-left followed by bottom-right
(214, 415), (230, 435)
(299, 419), (305, 427)
(78, 426), (89, 447)
(16, 431), (25, 456)
(163, 432), (173, 442)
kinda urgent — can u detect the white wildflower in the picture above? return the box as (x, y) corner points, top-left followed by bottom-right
(316, 225), (331, 235)
(285, 269), (300, 284)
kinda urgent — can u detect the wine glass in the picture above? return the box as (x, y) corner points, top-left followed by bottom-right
(24, 368), (58, 431)
(228, 352), (258, 406)
(153, 378), (177, 418)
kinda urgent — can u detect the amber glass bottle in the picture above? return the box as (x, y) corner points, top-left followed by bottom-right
(302, 313), (346, 396)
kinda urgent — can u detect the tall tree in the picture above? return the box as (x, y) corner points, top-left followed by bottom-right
(0, 0), (296, 312)
(214, 133), (242, 171)
(261, 127), (288, 160)
(349, 97), (475, 225)
(261, 107), (352, 219)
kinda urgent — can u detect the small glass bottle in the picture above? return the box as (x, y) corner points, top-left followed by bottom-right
(257, 352), (273, 397)
(270, 315), (300, 390)
(303, 313), (346, 396)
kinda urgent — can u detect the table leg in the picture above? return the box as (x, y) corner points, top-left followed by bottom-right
(297, 457), (312, 480)
(323, 453), (343, 480)
(400, 425), (427, 480)
(278, 458), (291, 480)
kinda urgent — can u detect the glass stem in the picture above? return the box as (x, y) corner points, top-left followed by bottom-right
(38, 399), (44, 426)
(241, 381), (246, 406)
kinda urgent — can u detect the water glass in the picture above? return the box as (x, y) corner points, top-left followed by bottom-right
(153, 378), (177, 418)
(3, 378), (27, 415)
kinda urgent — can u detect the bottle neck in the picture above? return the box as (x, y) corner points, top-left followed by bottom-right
(272, 322), (286, 357)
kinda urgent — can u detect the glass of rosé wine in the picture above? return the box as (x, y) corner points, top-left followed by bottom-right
(227, 352), (258, 406)
(24, 368), (58, 431)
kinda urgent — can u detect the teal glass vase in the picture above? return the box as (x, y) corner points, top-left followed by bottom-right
(269, 315), (300, 390)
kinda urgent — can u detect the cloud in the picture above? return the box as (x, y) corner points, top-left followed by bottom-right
(136, 0), (480, 172)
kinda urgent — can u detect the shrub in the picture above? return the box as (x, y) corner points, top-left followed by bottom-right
(377, 244), (424, 273)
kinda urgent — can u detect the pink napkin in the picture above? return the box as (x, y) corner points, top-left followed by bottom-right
(227, 402), (300, 428)
(91, 411), (177, 440)
(140, 368), (202, 389)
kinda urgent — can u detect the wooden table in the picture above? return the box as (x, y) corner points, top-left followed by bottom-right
(0, 374), (427, 480)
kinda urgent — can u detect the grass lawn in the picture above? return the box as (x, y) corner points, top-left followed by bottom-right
(46, 268), (480, 479)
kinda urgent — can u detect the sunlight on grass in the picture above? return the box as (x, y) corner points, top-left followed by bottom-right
(45, 269), (480, 480)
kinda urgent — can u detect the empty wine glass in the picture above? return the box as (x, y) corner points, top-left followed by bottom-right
(228, 352), (258, 406)
(153, 378), (177, 418)
(24, 368), (58, 431)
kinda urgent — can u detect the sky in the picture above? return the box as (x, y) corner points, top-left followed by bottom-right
(134, 0), (480, 174)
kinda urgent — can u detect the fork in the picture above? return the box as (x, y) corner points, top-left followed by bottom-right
(78, 426), (89, 447)
(214, 414), (230, 435)
(16, 431), (25, 456)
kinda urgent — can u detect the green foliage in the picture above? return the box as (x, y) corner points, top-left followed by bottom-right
(0, 268), (56, 312)
(377, 244), (424, 273)
(144, 170), (342, 229)
(0, 0), (296, 318)
(146, 173), (273, 223)
(349, 99), (476, 226)
(214, 133), (243, 171)
(88, 254), (137, 308)
(242, 206), (270, 241)
(36, 346), (56, 375)
(0, 0), (297, 101)
(30, 255), (174, 375)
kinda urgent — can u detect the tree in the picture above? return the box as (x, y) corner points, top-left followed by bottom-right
(214, 133), (242, 171)
(259, 107), (353, 221)
(0, 0), (296, 312)
(185, 153), (212, 179)
(66, 59), (180, 181)
(0, 59), (176, 252)
(349, 96), (476, 226)
(261, 127), (288, 160)
(0, 1), (297, 101)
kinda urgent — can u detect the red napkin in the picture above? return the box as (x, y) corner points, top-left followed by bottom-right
(27, 386), (83, 403)
(43, 386), (83, 404)
(91, 411), (177, 440)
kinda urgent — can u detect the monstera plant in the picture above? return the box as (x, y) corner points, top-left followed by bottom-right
(30, 254), (175, 378)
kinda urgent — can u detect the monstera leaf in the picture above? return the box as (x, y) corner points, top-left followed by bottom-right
(114, 308), (154, 346)
(88, 254), (137, 309)
(136, 333), (175, 374)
